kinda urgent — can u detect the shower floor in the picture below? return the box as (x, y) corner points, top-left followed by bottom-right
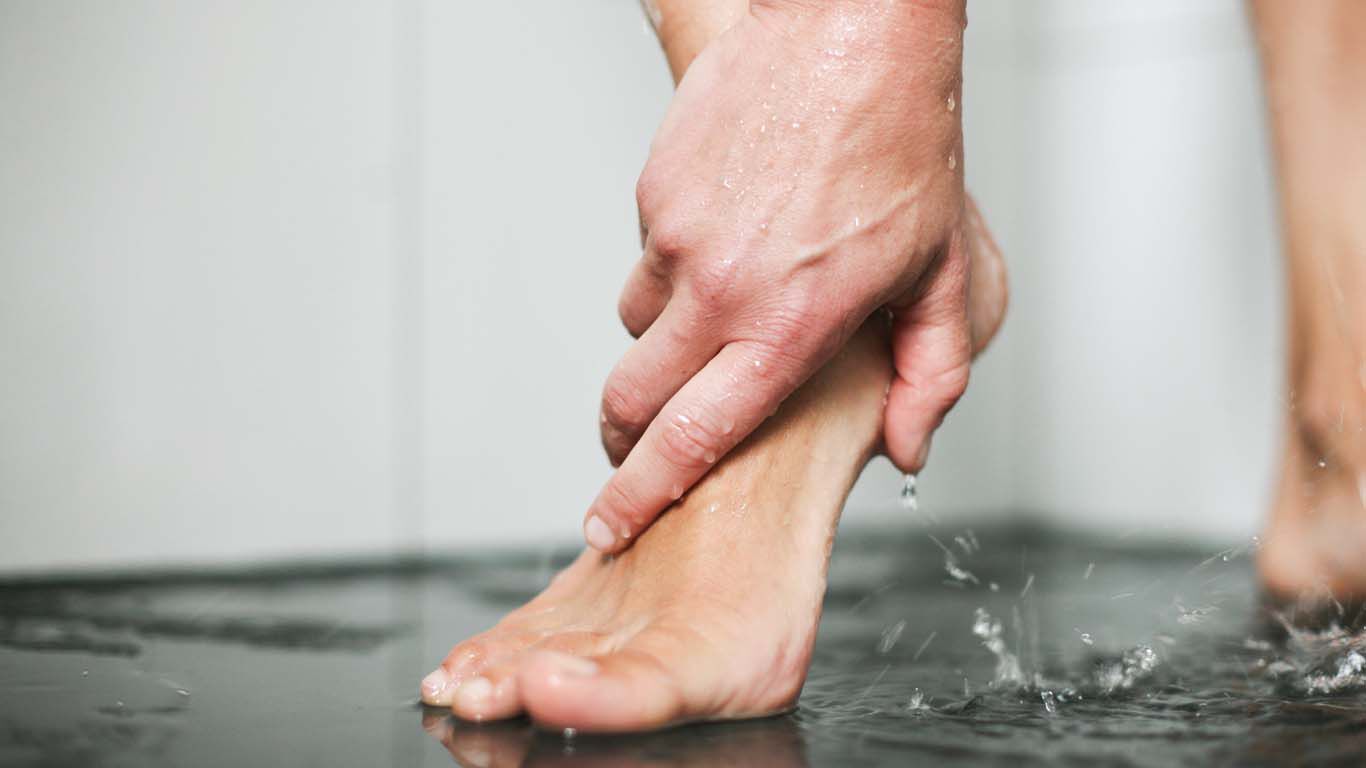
(2, 522), (1364, 767)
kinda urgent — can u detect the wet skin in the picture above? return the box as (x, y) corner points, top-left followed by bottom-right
(419, 0), (1008, 732)
(1252, 0), (1366, 604)
(420, 324), (892, 730)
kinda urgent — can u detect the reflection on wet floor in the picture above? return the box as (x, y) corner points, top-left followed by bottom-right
(2, 523), (1366, 766)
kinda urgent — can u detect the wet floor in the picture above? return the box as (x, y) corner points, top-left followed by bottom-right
(2, 523), (1364, 767)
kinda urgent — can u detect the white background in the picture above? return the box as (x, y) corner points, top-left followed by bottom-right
(0, 0), (1281, 572)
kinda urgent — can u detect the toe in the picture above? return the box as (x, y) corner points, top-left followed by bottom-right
(519, 647), (688, 732)
(422, 632), (523, 706)
(450, 662), (521, 722)
(448, 630), (613, 722)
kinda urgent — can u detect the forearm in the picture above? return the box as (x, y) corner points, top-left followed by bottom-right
(645, 0), (965, 86)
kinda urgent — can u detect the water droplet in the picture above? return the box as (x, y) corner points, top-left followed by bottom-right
(1083, 562), (1095, 580)
(1077, 629), (1094, 646)
(947, 94), (956, 112)
(948, 153), (956, 170)
(878, 620), (907, 654)
(900, 474), (918, 512)
(908, 688), (926, 710)
(563, 728), (578, 739)
(1176, 604), (1218, 625)
(1040, 690), (1058, 713)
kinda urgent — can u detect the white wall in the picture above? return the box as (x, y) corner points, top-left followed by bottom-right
(1, 1), (403, 570)
(0, 0), (1280, 573)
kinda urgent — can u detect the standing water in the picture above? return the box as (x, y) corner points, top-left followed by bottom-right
(1, 523), (1365, 765)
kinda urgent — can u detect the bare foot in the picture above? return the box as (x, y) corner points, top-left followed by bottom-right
(1259, 365), (1366, 603)
(419, 323), (890, 731)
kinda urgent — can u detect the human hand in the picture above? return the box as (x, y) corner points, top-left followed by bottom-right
(584, 0), (1002, 553)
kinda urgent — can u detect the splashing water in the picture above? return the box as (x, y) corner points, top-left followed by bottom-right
(971, 608), (1022, 685)
(1271, 617), (1366, 695)
(1094, 644), (1160, 694)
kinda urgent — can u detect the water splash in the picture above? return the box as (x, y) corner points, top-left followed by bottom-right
(1094, 644), (1160, 694)
(1270, 617), (1366, 695)
(972, 608), (1022, 685)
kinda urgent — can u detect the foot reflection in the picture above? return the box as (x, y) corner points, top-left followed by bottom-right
(420, 708), (809, 767)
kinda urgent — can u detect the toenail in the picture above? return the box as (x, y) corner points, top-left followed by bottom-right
(456, 676), (493, 712)
(421, 667), (457, 706)
(584, 515), (616, 551)
(544, 651), (599, 678)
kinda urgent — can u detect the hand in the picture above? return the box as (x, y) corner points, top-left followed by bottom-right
(584, 0), (997, 553)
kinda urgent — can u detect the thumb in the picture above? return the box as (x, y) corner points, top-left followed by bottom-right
(883, 228), (973, 473)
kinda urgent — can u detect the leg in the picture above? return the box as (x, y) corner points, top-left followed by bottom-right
(1251, 1), (1366, 601)
(421, 321), (891, 730)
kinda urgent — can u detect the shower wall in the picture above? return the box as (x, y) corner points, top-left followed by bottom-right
(0, 0), (1280, 572)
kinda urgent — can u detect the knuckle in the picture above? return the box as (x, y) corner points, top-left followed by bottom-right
(617, 295), (645, 336)
(602, 478), (649, 528)
(768, 287), (824, 343)
(687, 263), (735, 314)
(656, 408), (728, 474)
(923, 362), (971, 408)
(635, 165), (664, 218)
(754, 294), (835, 363)
(648, 216), (691, 265)
(600, 374), (649, 436)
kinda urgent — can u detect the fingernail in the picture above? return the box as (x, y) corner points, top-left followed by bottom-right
(421, 667), (457, 706)
(544, 651), (599, 678)
(584, 515), (616, 551)
(456, 676), (493, 713)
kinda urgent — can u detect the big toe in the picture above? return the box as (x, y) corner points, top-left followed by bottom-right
(519, 647), (689, 732)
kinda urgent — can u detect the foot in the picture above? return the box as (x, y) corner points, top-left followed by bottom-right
(420, 324), (891, 731)
(1255, 183), (1366, 605)
(1259, 394), (1366, 605)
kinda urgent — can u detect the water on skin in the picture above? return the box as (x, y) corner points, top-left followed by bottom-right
(3, 524), (1366, 766)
